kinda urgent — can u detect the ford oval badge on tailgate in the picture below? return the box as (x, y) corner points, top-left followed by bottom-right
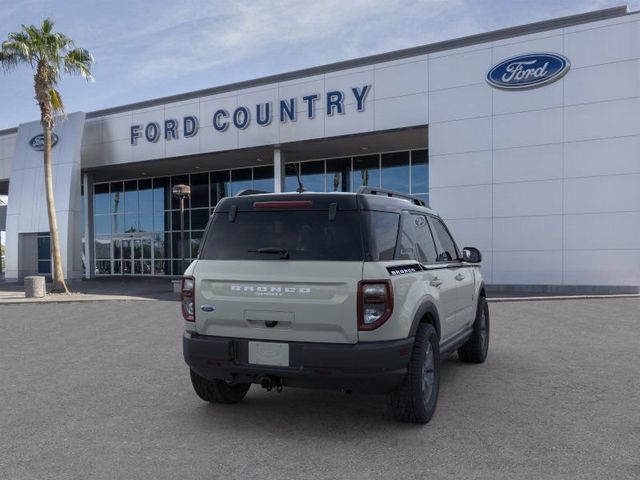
(200, 305), (216, 312)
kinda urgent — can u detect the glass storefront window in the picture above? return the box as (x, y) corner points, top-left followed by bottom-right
(138, 179), (153, 213)
(190, 172), (209, 208)
(285, 163), (300, 192)
(111, 182), (123, 214)
(90, 148), (426, 276)
(326, 158), (350, 192)
(153, 177), (170, 211)
(191, 208), (210, 230)
(171, 210), (190, 231)
(124, 213), (139, 233)
(301, 160), (325, 192)
(231, 168), (252, 195)
(381, 151), (410, 193)
(411, 149), (429, 194)
(190, 231), (203, 257)
(95, 237), (111, 259)
(353, 154), (380, 190)
(95, 215), (110, 235)
(124, 180), (138, 212)
(153, 211), (168, 232)
(253, 166), (274, 192)
(210, 171), (230, 206)
(94, 183), (110, 214)
(139, 212), (153, 232)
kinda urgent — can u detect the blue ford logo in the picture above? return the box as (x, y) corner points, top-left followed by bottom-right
(487, 53), (570, 90)
(29, 133), (59, 151)
(200, 305), (215, 312)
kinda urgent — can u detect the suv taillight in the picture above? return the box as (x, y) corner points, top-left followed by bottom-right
(358, 280), (393, 331)
(181, 276), (195, 321)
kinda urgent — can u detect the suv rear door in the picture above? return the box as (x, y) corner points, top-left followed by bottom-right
(428, 216), (476, 333)
(192, 203), (364, 344)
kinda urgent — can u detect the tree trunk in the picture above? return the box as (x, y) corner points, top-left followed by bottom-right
(43, 125), (69, 293)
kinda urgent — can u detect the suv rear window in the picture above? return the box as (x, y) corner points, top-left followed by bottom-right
(200, 211), (366, 261)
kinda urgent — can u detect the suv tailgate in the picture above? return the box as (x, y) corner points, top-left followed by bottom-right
(193, 260), (362, 344)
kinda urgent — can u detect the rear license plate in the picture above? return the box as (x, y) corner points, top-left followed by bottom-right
(248, 341), (290, 367)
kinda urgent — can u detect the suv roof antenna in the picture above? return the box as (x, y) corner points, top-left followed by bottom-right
(293, 163), (307, 193)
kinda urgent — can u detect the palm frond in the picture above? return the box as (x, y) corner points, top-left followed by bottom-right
(50, 88), (64, 113)
(64, 47), (94, 81)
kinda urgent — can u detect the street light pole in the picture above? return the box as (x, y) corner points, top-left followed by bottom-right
(172, 184), (191, 275)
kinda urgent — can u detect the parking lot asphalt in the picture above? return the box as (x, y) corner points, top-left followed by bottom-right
(1, 298), (639, 480)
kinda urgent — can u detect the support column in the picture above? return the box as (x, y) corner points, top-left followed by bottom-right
(273, 148), (286, 193)
(82, 172), (94, 279)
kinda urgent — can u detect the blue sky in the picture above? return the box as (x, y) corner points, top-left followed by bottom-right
(0, 0), (637, 130)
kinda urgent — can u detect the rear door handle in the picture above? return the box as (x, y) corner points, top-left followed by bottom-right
(454, 273), (465, 281)
(430, 277), (443, 287)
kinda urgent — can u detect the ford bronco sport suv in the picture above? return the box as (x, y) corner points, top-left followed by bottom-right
(182, 187), (489, 424)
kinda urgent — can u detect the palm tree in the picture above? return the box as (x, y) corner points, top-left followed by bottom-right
(0, 18), (93, 293)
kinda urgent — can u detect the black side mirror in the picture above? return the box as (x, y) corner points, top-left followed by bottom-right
(462, 247), (482, 263)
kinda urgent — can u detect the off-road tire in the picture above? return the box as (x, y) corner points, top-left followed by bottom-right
(458, 296), (490, 363)
(190, 369), (251, 404)
(386, 323), (440, 424)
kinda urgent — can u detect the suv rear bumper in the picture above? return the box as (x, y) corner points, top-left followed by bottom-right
(183, 332), (414, 394)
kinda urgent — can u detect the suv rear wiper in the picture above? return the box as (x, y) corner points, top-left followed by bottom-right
(248, 247), (290, 259)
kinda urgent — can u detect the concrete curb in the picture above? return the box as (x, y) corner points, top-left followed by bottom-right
(488, 293), (640, 303)
(0, 295), (157, 305)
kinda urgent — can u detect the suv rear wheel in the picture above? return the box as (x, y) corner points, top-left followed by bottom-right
(458, 296), (489, 363)
(190, 369), (251, 404)
(387, 323), (440, 424)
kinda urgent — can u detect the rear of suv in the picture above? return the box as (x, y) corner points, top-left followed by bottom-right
(182, 187), (489, 424)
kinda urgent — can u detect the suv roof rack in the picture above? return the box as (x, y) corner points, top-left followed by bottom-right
(234, 189), (268, 197)
(357, 186), (429, 207)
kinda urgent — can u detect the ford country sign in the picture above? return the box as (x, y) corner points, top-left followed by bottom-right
(29, 133), (59, 151)
(487, 53), (570, 90)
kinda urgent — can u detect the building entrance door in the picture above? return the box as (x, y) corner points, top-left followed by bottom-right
(113, 235), (154, 275)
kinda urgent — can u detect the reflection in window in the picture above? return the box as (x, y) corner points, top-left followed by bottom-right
(411, 149), (428, 194)
(190, 172), (209, 208)
(285, 163), (300, 192)
(231, 168), (252, 195)
(153, 177), (170, 211)
(111, 182), (123, 214)
(124, 180), (138, 212)
(353, 155), (380, 190)
(300, 160), (325, 192)
(381, 152), (410, 193)
(326, 158), (350, 192)
(94, 183), (110, 214)
(210, 171), (229, 206)
(253, 166), (274, 193)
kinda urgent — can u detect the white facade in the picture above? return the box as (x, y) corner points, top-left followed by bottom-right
(1, 6), (639, 291)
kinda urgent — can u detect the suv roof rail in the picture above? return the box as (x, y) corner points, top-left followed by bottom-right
(234, 189), (269, 197)
(357, 186), (429, 207)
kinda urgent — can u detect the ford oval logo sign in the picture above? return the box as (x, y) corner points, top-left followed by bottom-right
(29, 133), (59, 151)
(487, 53), (570, 90)
(200, 305), (216, 312)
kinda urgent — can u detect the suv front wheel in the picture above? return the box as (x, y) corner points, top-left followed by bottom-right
(190, 369), (251, 404)
(387, 323), (441, 424)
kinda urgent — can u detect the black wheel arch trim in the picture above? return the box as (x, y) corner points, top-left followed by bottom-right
(409, 301), (441, 339)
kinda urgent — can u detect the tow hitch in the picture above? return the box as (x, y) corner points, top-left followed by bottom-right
(260, 376), (283, 392)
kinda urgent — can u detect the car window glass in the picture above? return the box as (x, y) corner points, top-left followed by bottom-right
(430, 217), (459, 262)
(396, 213), (437, 263)
(366, 211), (400, 261)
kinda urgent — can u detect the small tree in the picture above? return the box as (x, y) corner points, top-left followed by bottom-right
(0, 18), (93, 292)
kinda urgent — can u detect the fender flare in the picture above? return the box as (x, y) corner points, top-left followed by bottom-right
(409, 301), (442, 339)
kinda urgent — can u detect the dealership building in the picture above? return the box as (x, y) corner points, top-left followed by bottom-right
(1, 5), (639, 292)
